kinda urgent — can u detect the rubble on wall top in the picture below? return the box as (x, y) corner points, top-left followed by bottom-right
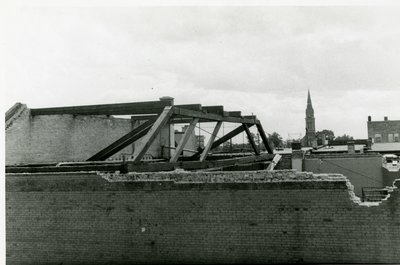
(99, 170), (347, 183)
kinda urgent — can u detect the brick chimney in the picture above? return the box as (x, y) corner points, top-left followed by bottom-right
(347, 141), (355, 154)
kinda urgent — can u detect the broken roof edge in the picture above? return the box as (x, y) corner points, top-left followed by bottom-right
(5, 103), (28, 129)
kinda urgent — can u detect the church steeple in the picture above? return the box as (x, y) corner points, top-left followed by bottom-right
(304, 90), (316, 147)
(306, 89), (314, 117)
(307, 89), (312, 107)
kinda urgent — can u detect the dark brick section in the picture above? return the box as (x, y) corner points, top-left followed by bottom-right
(6, 171), (400, 264)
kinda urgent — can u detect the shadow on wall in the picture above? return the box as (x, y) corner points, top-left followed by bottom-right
(303, 155), (389, 196)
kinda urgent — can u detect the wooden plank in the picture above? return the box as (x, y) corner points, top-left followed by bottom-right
(130, 114), (158, 121)
(87, 118), (156, 161)
(170, 118), (199, 162)
(163, 146), (198, 154)
(5, 153), (275, 173)
(133, 106), (174, 162)
(227, 111), (242, 117)
(172, 107), (259, 124)
(171, 118), (227, 124)
(127, 153), (274, 172)
(175, 104), (202, 111)
(202, 106), (224, 115)
(6, 164), (126, 173)
(243, 123), (260, 155)
(200, 121), (222, 162)
(30, 101), (171, 116)
(267, 154), (282, 170)
(242, 115), (257, 123)
(218, 161), (270, 171)
(256, 123), (273, 154)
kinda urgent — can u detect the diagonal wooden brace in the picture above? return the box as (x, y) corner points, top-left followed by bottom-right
(133, 106), (174, 162)
(243, 123), (260, 155)
(87, 118), (156, 161)
(200, 121), (222, 162)
(170, 118), (199, 162)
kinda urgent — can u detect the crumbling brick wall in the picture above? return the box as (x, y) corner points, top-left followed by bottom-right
(6, 170), (400, 264)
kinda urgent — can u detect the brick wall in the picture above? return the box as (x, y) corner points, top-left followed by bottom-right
(6, 171), (400, 264)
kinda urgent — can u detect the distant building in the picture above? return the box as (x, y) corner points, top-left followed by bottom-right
(301, 90), (317, 148)
(367, 116), (400, 143)
(174, 125), (198, 156)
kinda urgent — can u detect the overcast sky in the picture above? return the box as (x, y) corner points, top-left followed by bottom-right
(3, 3), (400, 139)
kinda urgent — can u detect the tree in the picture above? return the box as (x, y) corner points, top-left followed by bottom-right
(335, 134), (354, 141)
(268, 132), (283, 149)
(316, 129), (335, 145)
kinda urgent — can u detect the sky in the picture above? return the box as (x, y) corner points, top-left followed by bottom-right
(1, 1), (399, 262)
(3, 2), (400, 140)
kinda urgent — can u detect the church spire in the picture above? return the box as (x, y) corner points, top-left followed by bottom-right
(306, 89), (314, 117)
(307, 89), (312, 107)
(304, 89), (316, 147)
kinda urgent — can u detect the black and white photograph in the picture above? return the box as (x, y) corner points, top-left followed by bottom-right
(2, 0), (400, 264)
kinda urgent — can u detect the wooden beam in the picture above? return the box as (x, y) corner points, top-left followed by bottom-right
(267, 154), (282, 170)
(202, 106), (224, 115)
(172, 107), (259, 124)
(243, 123), (260, 155)
(189, 124), (255, 160)
(127, 153), (272, 172)
(200, 121), (222, 162)
(127, 153), (274, 172)
(30, 101), (171, 116)
(227, 111), (242, 117)
(175, 104), (202, 111)
(6, 164), (126, 174)
(133, 106), (174, 162)
(211, 124), (254, 150)
(170, 118), (227, 124)
(170, 118), (199, 162)
(87, 118), (156, 161)
(162, 146), (198, 154)
(256, 123), (273, 154)
(131, 114), (159, 121)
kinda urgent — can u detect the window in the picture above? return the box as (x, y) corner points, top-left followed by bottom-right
(388, 134), (394, 142)
(375, 134), (382, 143)
(395, 133), (399, 142)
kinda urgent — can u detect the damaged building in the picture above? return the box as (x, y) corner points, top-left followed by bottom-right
(5, 98), (400, 264)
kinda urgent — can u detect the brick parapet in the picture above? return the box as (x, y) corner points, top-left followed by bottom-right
(6, 170), (400, 264)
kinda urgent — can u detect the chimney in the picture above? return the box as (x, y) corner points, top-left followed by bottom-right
(322, 134), (328, 145)
(159, 96), (174, 106)
(291, 142), (301, 150)
(368, 116), (371, 122)
(384, 116), (388, 121)
(347, 141), (355, 154)
(291, 149), (304, 172)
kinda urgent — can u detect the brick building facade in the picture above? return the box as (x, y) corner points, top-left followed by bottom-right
(367, 116), (400, 143)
